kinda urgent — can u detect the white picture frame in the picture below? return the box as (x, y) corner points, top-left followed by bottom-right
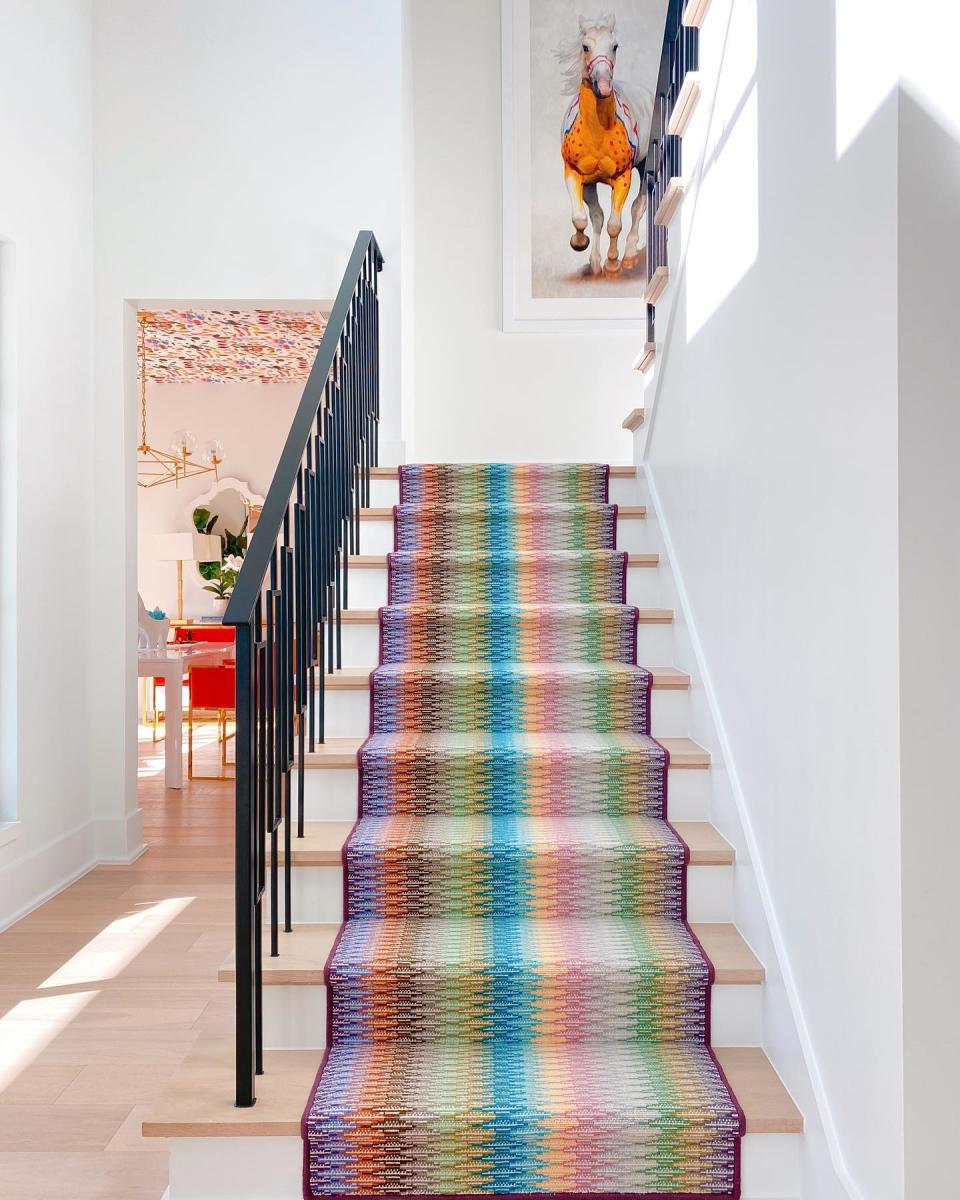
(501, 0), (651, 332)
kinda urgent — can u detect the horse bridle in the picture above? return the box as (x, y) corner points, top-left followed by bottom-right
(585, 53), (615, 78)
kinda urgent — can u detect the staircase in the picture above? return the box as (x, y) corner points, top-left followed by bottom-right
(139, 234), (803, 1199)
(143, 463), (804, 1199)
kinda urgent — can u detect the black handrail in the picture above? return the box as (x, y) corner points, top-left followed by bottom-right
(224, 231), (383, 1106)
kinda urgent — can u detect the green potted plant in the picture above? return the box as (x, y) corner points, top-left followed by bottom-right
(193, 508), (248, 615)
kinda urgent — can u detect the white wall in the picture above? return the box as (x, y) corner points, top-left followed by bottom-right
(0, 0), (98, 925)
(90, 0), (404, 860)
(640, 0), (902, 1196)
(406, 0), (639, 463)
(897, 26), (960, 1194)
(137, 381), (300, 620)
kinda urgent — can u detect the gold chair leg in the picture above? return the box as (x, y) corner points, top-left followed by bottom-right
(187, 693), (194, 780)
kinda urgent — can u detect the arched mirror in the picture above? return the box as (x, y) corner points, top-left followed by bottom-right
(188, 478), (264, 597)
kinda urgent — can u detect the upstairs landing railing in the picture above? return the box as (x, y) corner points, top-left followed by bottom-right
(224, 231), (383, 1106)
(638, 0), (707, 371)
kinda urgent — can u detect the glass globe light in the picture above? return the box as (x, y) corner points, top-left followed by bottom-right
(170, 428), (197, 458)
(202, 439), (224, 467)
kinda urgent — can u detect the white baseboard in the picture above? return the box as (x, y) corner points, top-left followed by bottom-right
(0, 803), (147, 931)
(94, 805), (145, 863)
(0, 819), (97, 932)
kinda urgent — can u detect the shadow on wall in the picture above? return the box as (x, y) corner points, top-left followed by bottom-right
(896, 83), (960, 1200)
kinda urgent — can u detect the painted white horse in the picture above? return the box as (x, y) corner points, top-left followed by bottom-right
(557, 14), (653, 275)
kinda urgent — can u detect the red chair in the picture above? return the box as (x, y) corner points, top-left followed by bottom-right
(188, 662), (237, 780)
(152, 625), (236, 744)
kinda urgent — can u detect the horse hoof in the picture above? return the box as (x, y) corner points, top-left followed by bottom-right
(570, 232), (589, 252)
(604, 258), (622, 275)
(621, 254), (639, 271)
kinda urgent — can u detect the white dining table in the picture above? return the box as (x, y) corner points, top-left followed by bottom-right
(138, 644), (233, 788)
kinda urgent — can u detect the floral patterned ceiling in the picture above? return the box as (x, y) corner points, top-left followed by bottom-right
(137, 308), (328, 384)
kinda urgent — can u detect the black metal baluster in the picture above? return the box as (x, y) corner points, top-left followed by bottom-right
(266, 572), (279, 959)
(233, 619), (256, 1106)
(294, 497), (307, 839)
(282, 544), (294, 933)
(254, 617), (266, 1077)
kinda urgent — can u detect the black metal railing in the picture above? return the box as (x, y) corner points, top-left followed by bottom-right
(224, 231), (383, 1106)
(643, 0), (700, 351)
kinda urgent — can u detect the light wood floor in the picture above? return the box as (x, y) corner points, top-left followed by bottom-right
(0, 725), (235, 1198)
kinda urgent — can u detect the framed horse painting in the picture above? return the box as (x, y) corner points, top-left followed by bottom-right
(502, 0), (669, 330)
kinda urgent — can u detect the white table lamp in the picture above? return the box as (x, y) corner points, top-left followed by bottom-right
(153, 531), (223, 621)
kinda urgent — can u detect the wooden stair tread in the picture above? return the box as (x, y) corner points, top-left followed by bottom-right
(674, 822), (735, 865)
(323, 665), (689, 690)
(143, 1037), (799, 1137)
(219, 924), (340, 983)
(271, 821), (353, 864)
(300, 737), (365, 768)
(271, 820), (729, 868)
(301, 735), (711, 771)
(360, 503), (645, 519)
(691, 923), (765, 984)
(622, 408), (646, 431)
(715, 1047), (804, 1133)
(142, 1040), (319, 1138)
(340, 607), (674, 625)
(219, 921), (760, 986)
(659, 736), (711, 768)
(349, 553), (660, 568)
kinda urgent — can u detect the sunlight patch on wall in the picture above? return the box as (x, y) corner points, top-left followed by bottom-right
(901, 13), (960, 144)
(835, 0), (897, 158)
(685, 0), (758, 341)
(684, 0), (758, 342)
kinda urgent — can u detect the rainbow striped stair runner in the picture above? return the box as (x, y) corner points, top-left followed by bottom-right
(302, 463), (745, 1199)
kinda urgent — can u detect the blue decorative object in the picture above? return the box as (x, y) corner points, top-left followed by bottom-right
(148, 606), (166, 620)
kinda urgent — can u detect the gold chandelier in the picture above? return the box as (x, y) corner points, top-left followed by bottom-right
(137, 312), (224, 489)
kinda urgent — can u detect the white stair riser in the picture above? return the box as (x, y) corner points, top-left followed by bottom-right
(258, 980), (760, 1051)
(358, 517), (652, 556)
(343, 565), (664, 609)
(262, 984), (327, 1050)
(167, 1133), (797, 1200)
(609, 476), (641, 505)
(340, 620), (675, 668)
(740, 1133), (800, 1198)
(319, 683), (689, 740)
(267, 863), (733, 925)
(169, 1137), (302, 1200)
(367, 475), (641, 509)
(358, 521), (393, 555)
(340, 622), (380, 667)
(369, 478), (399, 507)
(295, 764), (712, 822)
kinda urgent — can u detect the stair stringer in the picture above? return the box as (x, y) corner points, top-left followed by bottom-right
(633, 459), (856, 1200)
